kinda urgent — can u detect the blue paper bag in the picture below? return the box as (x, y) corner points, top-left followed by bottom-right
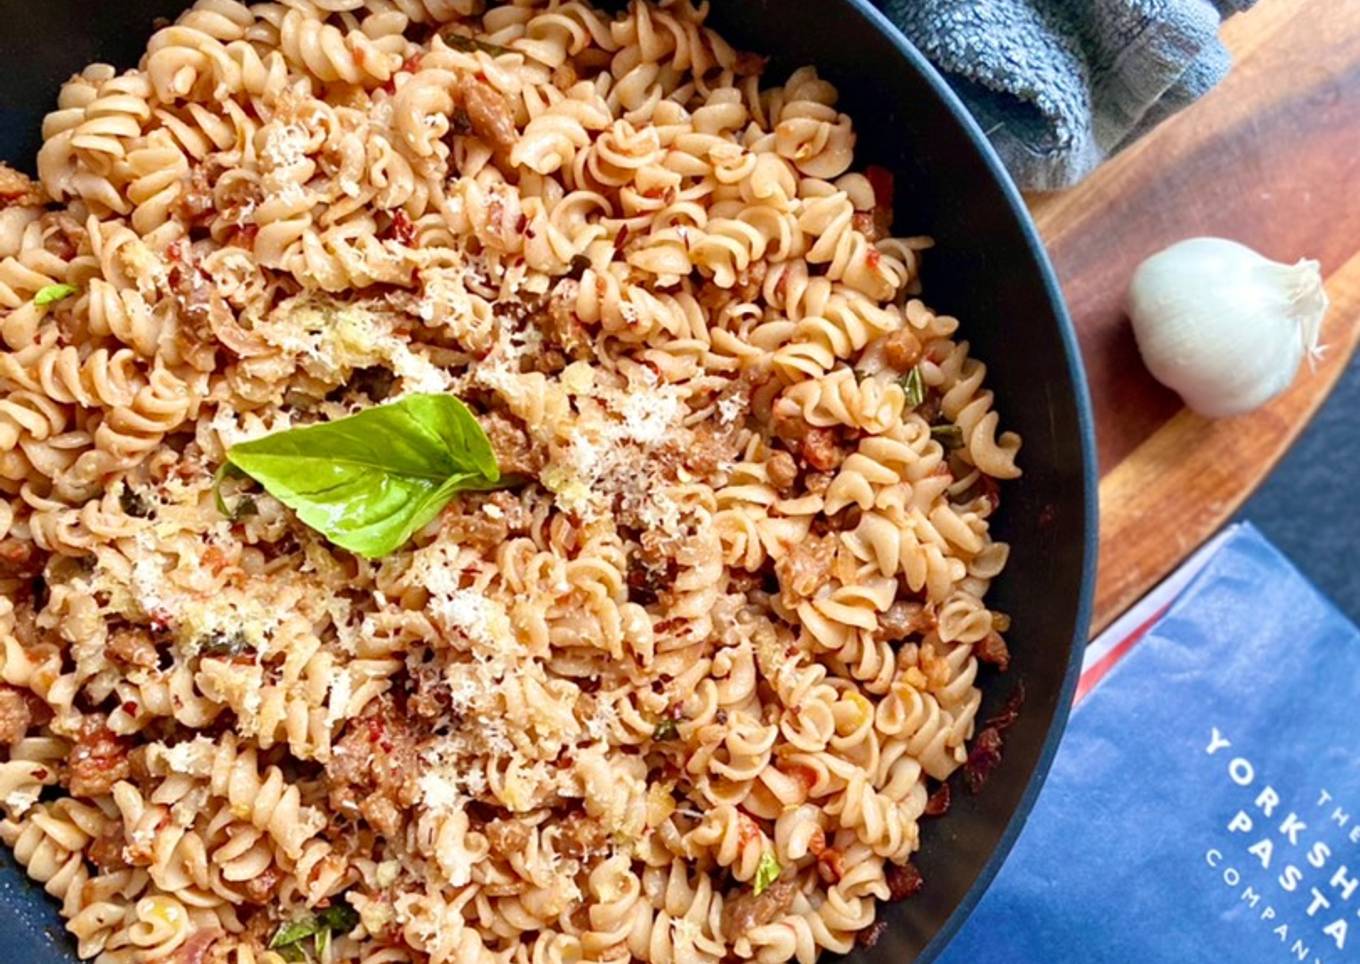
(942, 523), (1360, 963)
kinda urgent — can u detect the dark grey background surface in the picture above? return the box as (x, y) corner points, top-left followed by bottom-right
(1239, 353), (1359, 622)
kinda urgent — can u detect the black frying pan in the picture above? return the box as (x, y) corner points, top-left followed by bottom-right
(0, 0), (1099, 959)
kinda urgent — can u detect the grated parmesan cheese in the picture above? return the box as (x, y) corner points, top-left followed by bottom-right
(418, 770), (464, 814)
(157, 736), (217, 777)
(4, 787), (39, 817)
(611, 383), (684, 445)
(326, 667), (353, 727)
(263, 123), (309, 169)
(717, 394), (746, 424)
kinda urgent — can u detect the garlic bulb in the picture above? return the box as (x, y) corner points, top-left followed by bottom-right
(1127, 237), (1327, 417)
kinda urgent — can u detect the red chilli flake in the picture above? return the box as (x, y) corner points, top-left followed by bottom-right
(121, 701), (140, 718)
(147, 608), (174, 634)
(387, 210), (417, 247)
(381, 53), (423, 94)
(865, 165), (895, 210)
(365, 716), (386, 744)
(613, 223), (631, 252)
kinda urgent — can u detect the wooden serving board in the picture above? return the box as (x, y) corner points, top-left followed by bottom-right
(1026, 0), (1360, 634)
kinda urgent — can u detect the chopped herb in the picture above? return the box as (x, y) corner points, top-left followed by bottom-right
(213, 472), (258, 522)
(753, 850), (782, 896)
(653, 718), (679, 741)
(118, 485), (154, 519)
(270, 897), (359, 959)
(899, 366), (925, 409)
(439, 31), (514, 57)
(198, 629), (252, 658)
(931, 424), (965, 449)
(271, 918), (320, 950)
(34, 283), (77, 307)
(316, 901), (359, 934)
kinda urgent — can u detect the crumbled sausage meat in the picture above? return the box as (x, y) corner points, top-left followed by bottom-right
(536, 279), (590, 356)
(108, 626), (159, 669)
(0, 164), (43, 206)
(0, 538), (40, 579)
(775, 533), (836, 608)
(683, 421), (742, 477)
(856, 919), (889, 948)
(326, 697), (422, 835)
(485, 818), (531, 856)
(924, 781), (952, 817)
(962, 725), (1004, 795)
(731, 258), (768, 302)
(722, 879), (798, 941)
(174, 164), (215, 225)
(765, 450), (798, 492)
(440, 503), (509, 552)
(975, 630), (1011, 671)
(87, 825), (128, 872)
(874, 601), (935, 643)
(770, 408), (808, 444)
(68, 720), (132, 797)
(885, 862), (924, 901)
(801, 427), (844, 471)
(554, 813), (609, 858)
(0, 685), (32, 744)
(241, 864), (283, 902)
(803, 471), (832, 497)
(482, 413), (545, 477)
(458, 77), (518, 154)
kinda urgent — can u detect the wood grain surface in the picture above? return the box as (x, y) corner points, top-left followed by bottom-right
(1027, 0), (1360, 633)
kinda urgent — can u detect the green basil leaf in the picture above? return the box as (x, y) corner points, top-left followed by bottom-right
(34, 283), (77, 307)
(899, 366), (925, 409)
(270, 916), (323, 949)
(931, 424), (965, 450)
(652, 718), (679, 742)
(216, 394), (507, 558)
(753, 850), (781, 896)
(316, 900), (359, 935)
(270, 896), (358, 957)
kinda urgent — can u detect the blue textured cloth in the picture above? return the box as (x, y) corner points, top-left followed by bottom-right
(940, 523), (1360, 962)
(879, 0), (1255, 190)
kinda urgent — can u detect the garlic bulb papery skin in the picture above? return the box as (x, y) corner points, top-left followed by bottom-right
(1127, 237), (1328, 417)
